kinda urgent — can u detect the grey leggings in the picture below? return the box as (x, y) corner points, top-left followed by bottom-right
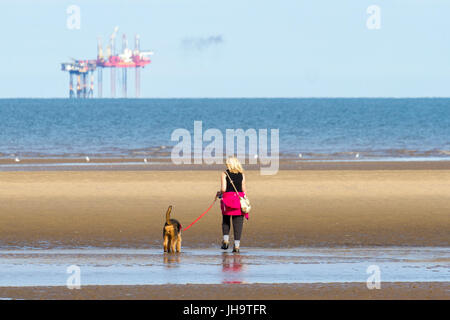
(222, 215), (244, 241)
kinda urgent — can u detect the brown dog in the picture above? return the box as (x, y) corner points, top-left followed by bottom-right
(163, 205), (182, 253)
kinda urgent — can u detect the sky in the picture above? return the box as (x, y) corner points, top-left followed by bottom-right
(0, 0), (449, 98)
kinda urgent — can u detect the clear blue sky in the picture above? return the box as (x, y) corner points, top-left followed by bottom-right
(0, 0), (449, 98)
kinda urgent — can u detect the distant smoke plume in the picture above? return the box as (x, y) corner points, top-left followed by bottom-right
(181, 35), (224, 51)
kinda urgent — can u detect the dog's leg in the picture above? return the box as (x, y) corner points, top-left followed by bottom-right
(176, 233), (182, 252)
(170, 237), (176, 253)
(169, 235), (174, 253)
(163, 234), (169, 252)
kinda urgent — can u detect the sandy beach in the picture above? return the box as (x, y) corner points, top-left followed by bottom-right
(0, 282), (448, 300)
(0, 162), (449, 300)
(0, 165), (449, 248)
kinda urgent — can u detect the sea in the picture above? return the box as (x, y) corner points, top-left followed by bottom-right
(0, 98), (449, 161)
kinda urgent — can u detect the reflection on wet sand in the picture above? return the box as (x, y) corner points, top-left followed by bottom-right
(222, 252), (245, 284)
(163, 253), (181, 268)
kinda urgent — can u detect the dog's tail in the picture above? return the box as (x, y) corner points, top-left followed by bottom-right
(165, 205), (173, 225)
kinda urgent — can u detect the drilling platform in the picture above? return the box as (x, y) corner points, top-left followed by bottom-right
(61, 27), (153, 98)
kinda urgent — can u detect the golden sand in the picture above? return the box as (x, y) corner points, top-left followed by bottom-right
(0, 169), (449, 248)
(0, 282), (448, 300)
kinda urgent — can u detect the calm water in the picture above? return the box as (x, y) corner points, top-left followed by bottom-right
(0, 98), (449, 160)
(0, 247), (448, 286)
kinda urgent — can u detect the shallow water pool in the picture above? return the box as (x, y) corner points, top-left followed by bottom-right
(0, 247), (448, 287)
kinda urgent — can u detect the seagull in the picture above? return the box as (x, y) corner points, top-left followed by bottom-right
(144, 158), (148, 163)
(85, 156), (90, 162)
(298, 153), (302, 158)
(355, 153), (360, 159)
(254, 154), (258, 159)
(15, 157), (20, 163)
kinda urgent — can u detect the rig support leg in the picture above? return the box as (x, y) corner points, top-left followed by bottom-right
(135, 67), (141, 98)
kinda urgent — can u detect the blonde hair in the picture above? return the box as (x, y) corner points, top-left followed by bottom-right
(226, 156), (243, 174)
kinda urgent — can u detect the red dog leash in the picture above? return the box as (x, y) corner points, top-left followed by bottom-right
(182, 197), (218, 232)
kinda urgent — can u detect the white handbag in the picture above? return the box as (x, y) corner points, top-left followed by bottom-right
(224, 171), (251, 214)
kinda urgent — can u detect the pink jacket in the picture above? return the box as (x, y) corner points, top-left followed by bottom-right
(221, 191), (249, 219)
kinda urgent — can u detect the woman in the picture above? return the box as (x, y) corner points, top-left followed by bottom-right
(216, 156), (247, 253)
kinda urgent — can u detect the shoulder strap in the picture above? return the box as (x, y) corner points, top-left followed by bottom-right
(224, 171), (240, 197)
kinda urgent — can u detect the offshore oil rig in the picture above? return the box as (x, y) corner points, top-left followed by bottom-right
(61, 27), (153, 98)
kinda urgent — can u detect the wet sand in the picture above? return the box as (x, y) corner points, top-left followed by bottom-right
(0, 282), (448, 300)
(0, 164), (449, 300)
(1, 158), (450, 171)
(0, 248), (448, 286)
(0, 168), (449, 248)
